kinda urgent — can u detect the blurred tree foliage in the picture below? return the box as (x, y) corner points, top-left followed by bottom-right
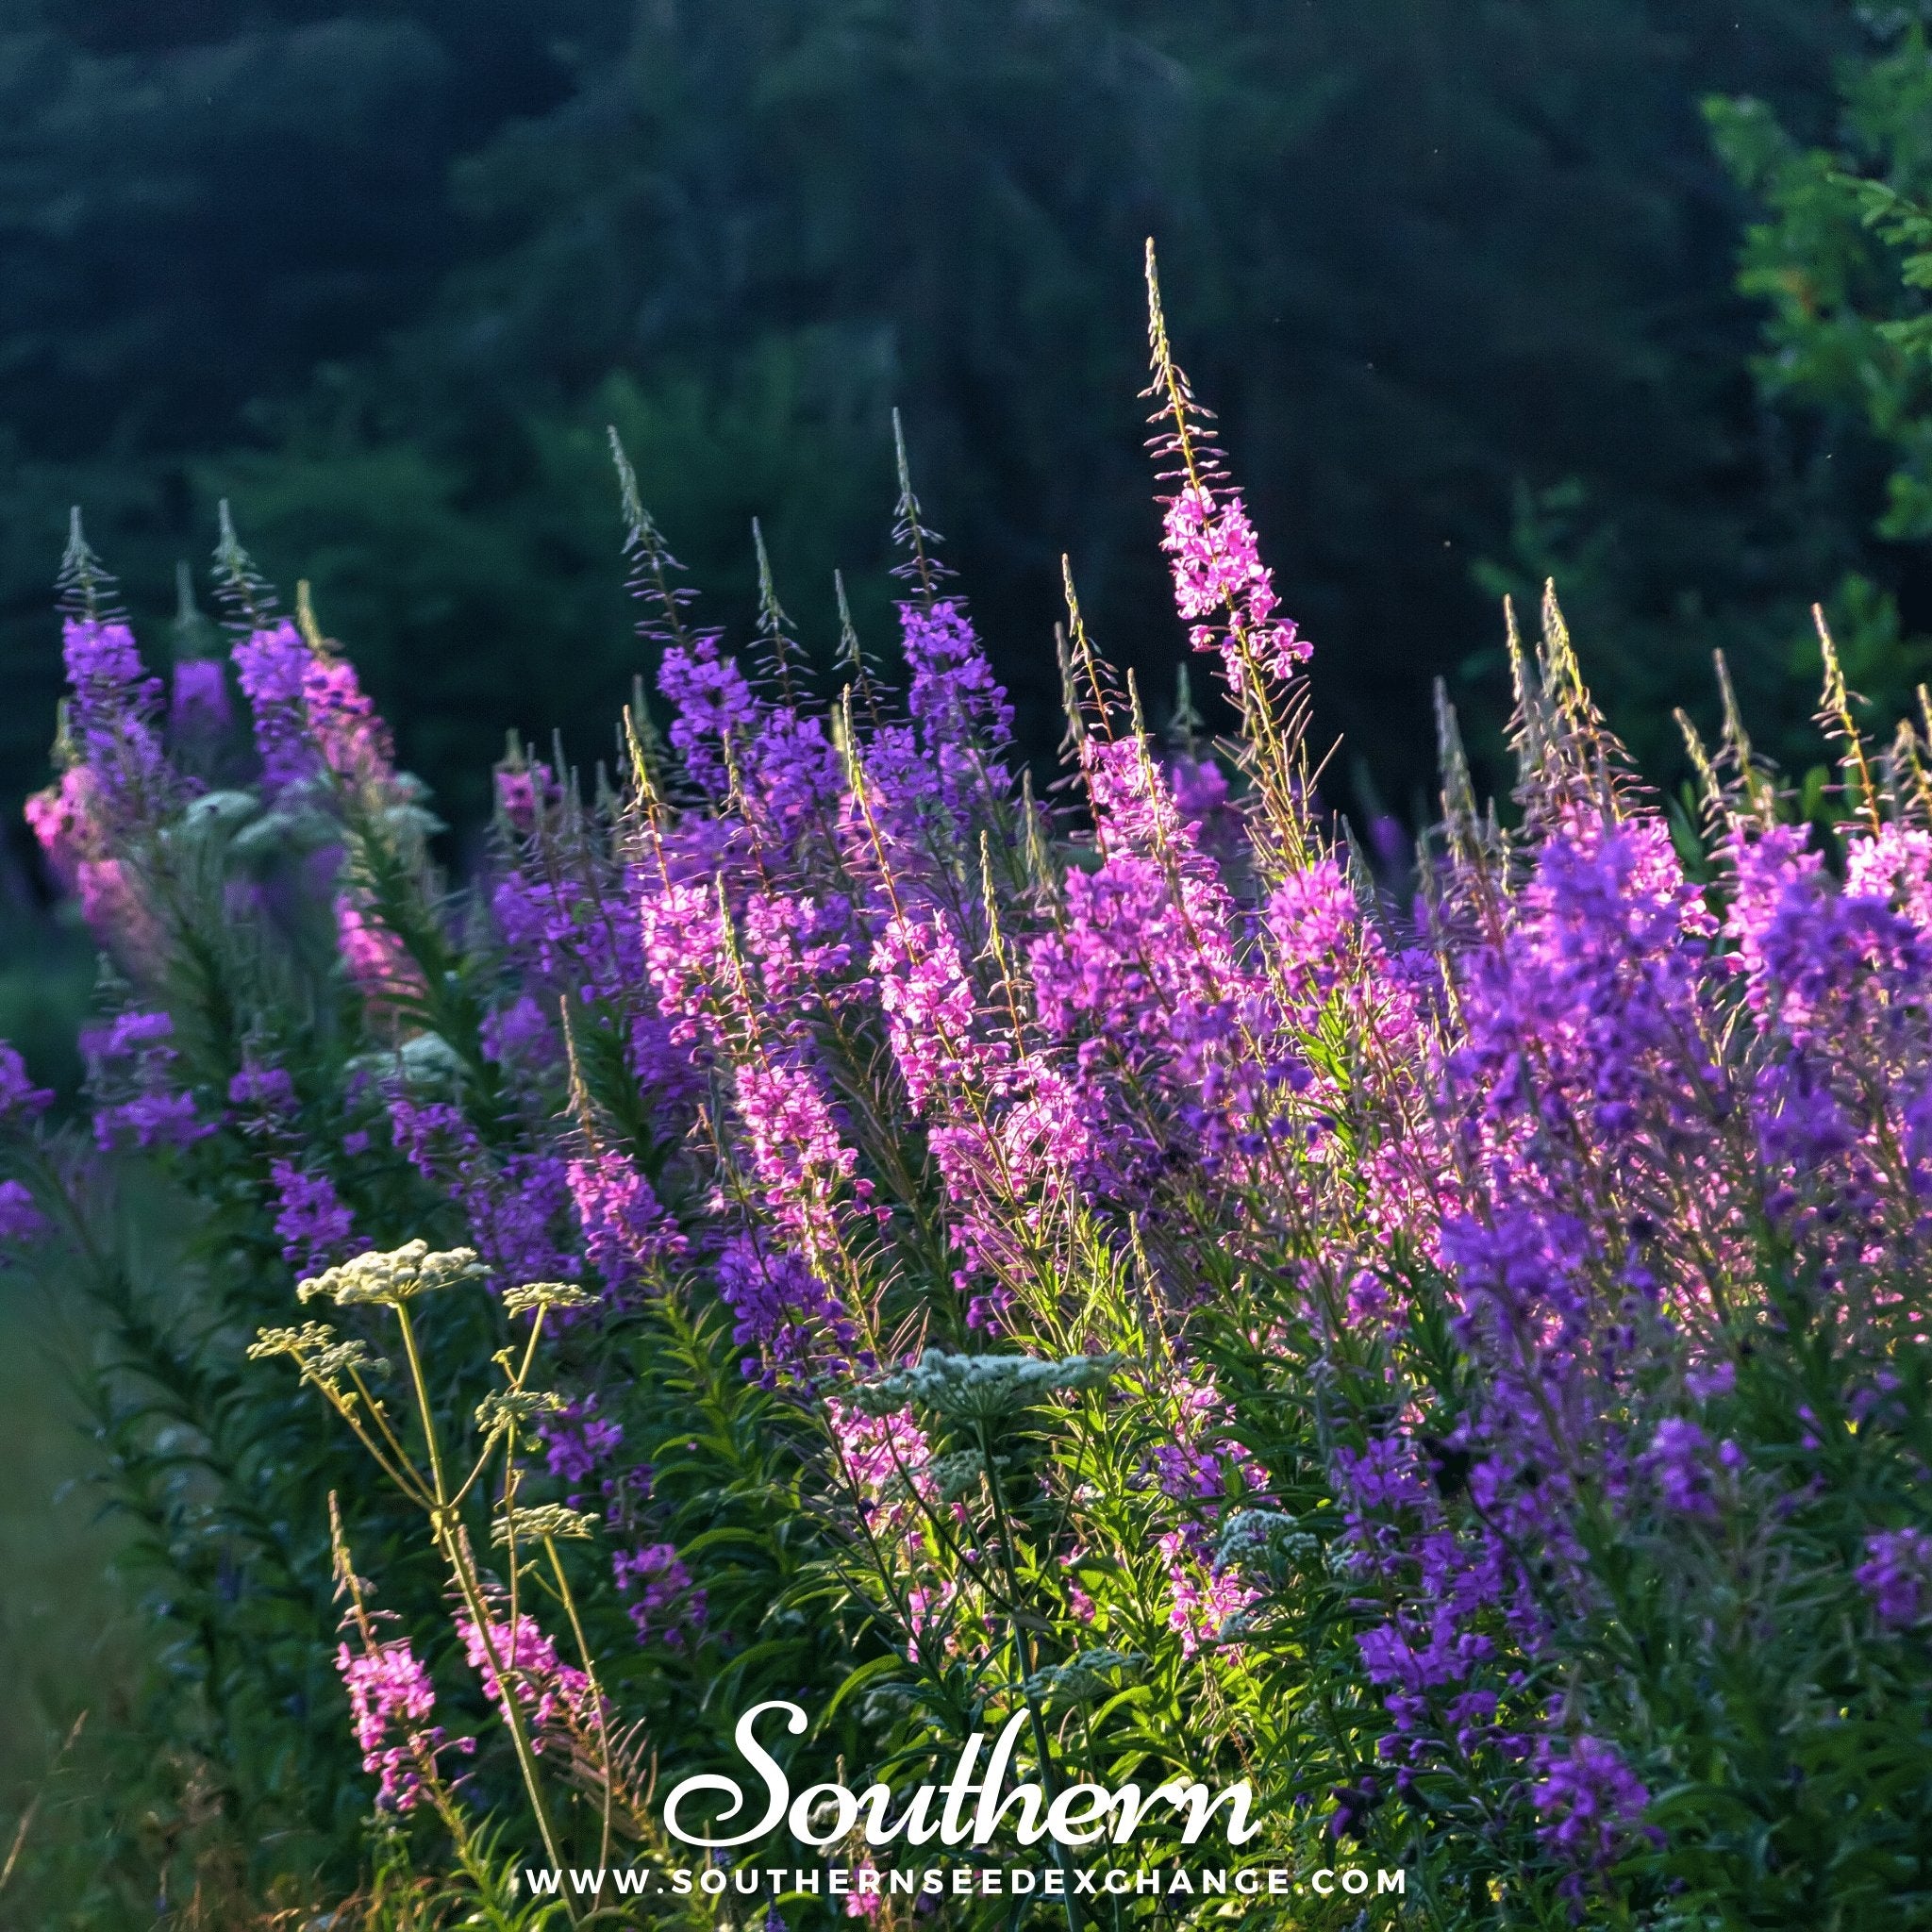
(1709, 4), (1932, 756)
(0, 0), (1887, 841)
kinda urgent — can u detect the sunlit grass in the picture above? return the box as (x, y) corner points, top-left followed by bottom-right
(0, 1278), (144, 1913)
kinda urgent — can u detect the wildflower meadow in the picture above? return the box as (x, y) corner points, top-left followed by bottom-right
(3, 251), (1931, 1929)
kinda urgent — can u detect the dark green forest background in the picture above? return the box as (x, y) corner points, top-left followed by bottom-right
(2, 0), (1927, 864)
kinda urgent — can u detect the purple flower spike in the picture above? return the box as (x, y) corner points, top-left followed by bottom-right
(170, 658), (231, 737)
(1531, 1734), (1650, 1868)
(1857, 1527), (1932, 1630)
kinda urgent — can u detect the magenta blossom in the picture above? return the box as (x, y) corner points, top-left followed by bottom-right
(1159, 484), (1308, 694)
(335, 1632), (472, 1812)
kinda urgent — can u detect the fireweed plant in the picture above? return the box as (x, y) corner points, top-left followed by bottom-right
(4, 246), (1932, 1929)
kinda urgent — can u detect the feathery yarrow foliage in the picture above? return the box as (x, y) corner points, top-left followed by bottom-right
(5, 250), (1932, 1928)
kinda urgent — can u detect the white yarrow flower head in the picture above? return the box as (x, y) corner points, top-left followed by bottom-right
(247, 1322), (388, 1392)
(1022, 1648), (1143, 1704)
(491, 1504), (599, 1545)
(849, 1348), (1124, 1423)
(503, 1280), (596, 1319)
(298, 1240), (488, 1308)
(474, 1389), (567, 1441)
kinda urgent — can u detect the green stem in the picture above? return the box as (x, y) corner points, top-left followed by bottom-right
(979, 1422), (1084, 1932)
(441, 1526), (580, 1926)
(547, 1538), (617, 1874)
(393, 1304), (450, 1505)
(388, 1304), (575, 1924)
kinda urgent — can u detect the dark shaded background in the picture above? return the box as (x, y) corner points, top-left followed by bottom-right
(0, 0), (1899, 850)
